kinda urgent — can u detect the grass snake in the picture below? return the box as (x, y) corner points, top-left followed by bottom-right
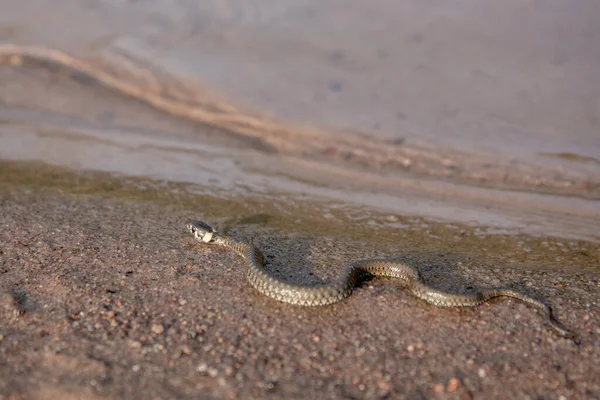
(187, 220), (574, 338)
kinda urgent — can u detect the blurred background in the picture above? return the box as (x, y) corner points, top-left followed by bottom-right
(1, 0), (599, 237)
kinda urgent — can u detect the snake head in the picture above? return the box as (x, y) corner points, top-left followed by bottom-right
(187, 220), (215, 243)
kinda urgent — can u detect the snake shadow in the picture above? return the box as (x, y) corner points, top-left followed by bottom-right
(250, 233), (554, 306)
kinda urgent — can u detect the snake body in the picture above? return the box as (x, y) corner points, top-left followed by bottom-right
(187, 220), (574, 338)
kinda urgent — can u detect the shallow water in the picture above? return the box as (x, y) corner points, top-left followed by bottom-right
(1, 103), (599, 242)
(0, 0), (599, 240)
(3, 0), (599, 160)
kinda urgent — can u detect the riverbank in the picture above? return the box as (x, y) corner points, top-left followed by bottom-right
(1, 162), (599, 399)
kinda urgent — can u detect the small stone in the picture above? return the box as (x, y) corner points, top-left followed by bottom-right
(129, 340), (142, 349)
(378, 380), (390, 391)
(197, 363), (208, 374)
(407, 345), (415, 352)
(152, 324), (164, 334)
(447, 378), (460, 392)
(478, 368), (486, 378)
(132, 365), (140, 372)
(434, 383), (444, 393)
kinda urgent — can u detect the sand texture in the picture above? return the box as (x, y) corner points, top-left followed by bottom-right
(1, 181), (598, 399)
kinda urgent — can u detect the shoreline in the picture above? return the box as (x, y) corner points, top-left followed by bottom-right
(1, 159), (599, 267)
(1, 47), (599, 244)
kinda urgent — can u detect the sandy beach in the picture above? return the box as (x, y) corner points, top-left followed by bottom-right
(1, 162), (599, 399)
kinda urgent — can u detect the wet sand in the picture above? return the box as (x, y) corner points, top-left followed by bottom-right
(1, 163), (599, 399)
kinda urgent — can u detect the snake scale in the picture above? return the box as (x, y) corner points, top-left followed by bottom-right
(187, 220), (574, 338)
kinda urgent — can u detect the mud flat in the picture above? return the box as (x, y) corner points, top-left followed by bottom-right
(1, 162), (599, 399)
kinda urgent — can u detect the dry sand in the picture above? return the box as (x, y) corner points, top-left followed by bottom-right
(1, 164), (599, 399)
